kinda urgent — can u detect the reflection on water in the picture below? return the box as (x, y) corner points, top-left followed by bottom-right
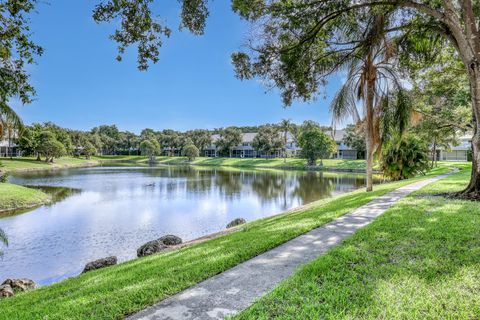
(0, 164), (381, 285)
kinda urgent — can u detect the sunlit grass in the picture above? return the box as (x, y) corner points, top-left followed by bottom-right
(0, 157), (99, 173)
(234, 166), (479, 319)
(0, 165), (454, 319)
(0, 183), (50, 211)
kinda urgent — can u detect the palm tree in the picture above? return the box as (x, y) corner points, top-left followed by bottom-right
(0, 101), (23, 157)
(0, 227), (7, 257)
(330, 15), (410, 192)
(279, 119), (292, 163)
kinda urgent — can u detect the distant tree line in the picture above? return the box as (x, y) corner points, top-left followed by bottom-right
(13, 121), (340, 164)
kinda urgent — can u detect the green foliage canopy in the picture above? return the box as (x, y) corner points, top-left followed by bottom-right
(297, 121), (336, 166)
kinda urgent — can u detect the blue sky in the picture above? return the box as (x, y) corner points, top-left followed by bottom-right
(15, 1), (343, 133)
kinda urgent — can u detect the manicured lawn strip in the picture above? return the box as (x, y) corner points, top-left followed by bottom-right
(0, 183), (51, 211)
(91, 155), (369, 171)
(0, 157), (101, 173)
(234, 166), (479, 319)
(0, 167), (450, 320)
(154, 156), (368, 170)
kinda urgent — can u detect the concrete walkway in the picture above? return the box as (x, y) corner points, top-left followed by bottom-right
(128, 172), (452, 320)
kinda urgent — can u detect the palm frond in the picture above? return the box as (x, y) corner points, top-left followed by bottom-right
(0, 101), (24, 137)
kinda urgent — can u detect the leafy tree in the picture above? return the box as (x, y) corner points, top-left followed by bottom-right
(0, 1), (43, 105)
(279, 119), (293, 163)
(343, 124), (366, 159)
(43, 122), (73, 155)
(93, 0), (209, 70)
(17, 126), (38, 156)
(186, 129), (212, 152)
(382, 134), (430, 181)
(252, 125), (283, 157)
(91, 125), (121, 155)
(140, 139), (161, 162)
(37, 131), (66, 162)
(160, 129), (181, 156)
(83, 141), (97, 160)
(298, 121), (336, 166)
(121, 131), (140, 155)
(216, 127), (242, 157)
(88, 133), (104, 155)
(140, 128), (157, 141)
(182, 143), (199, 161)
(411, 48), (471, 167)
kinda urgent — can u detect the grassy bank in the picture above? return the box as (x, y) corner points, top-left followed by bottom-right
(234, 165), (479, 319)
(0, 166), (453, 319)
(0, 183), (50, 212)
(155, 156), (368, 170)
(0, 157), (102, 173)
(0, 157), (100, 211)
(91, 155), (369, 171)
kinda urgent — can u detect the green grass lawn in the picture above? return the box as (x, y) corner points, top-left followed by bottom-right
(0, 157), (100, 173)
(154, 156), (368, 170)
(91, 155), (368, 171)
(234, 165), (479, 319)
(0, 183), (50, 212)
(0, 166), (453, 320)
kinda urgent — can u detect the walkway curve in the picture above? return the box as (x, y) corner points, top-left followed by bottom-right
(127, 172), (453, 320)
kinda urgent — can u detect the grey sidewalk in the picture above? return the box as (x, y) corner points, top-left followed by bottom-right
(127, 172), (452, 320)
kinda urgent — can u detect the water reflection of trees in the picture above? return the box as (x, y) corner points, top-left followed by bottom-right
(213, 170), (243, 197)
(292, 172), (336, 203)
(12, 165), (376, 208)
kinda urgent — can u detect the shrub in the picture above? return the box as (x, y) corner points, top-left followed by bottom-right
(381, 134), (430, 180)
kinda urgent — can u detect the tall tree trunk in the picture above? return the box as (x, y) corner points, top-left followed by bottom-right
(431, 138), (437, 168)
(284, 132), (287, 163)
(365, 79), (375, 192)
(461, 66), (480, 198)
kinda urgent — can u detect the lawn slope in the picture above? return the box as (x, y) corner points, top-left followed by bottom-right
(234, 166), (480, 319)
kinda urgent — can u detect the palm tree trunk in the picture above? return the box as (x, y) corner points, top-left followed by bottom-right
(365, 78), (375, 192)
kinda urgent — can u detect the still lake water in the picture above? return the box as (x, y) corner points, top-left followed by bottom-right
(0, 164), (380, 285)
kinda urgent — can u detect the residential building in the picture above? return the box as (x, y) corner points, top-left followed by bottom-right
(203, 129), (360, 159)
(0, 139), (21, 157)
(432, 133), (472, 162)
(326, 130), (360, 160)
(0, 130), (21, 157)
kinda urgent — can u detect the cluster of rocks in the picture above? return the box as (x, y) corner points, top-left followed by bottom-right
(82, 256), (118, 273)
(226, 218), (246, 229)
(0, 278), (36, 298)
(137, 234), (183, 257)
(1, 219), (247, 300)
